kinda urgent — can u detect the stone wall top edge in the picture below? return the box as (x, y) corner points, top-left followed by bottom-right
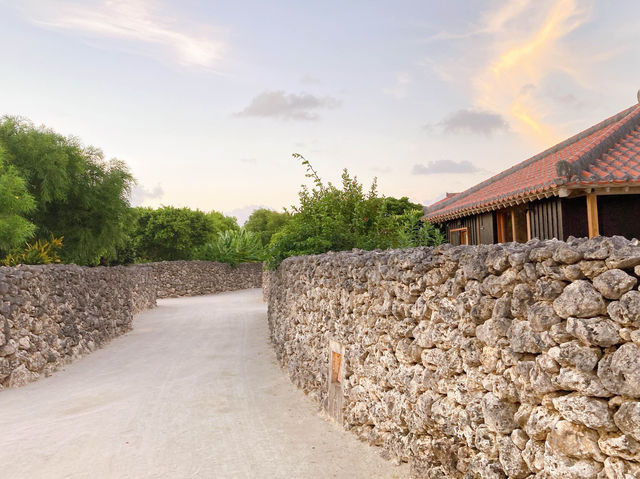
(0, 260), (265, 275)
(275, 235), (640, 269)
(148, 260), (263, 267)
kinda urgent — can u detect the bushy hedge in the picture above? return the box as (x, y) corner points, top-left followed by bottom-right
(265, 155), (443, 269)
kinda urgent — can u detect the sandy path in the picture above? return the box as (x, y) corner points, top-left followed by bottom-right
(0, 289), (407, 479)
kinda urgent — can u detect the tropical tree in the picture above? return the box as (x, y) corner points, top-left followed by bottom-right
(195, 228), (265, 266)
(0, 117), (134, 264)
(0, 146), (35, 254)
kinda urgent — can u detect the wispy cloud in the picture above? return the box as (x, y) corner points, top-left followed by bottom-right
(131, 183), (163, 205)
(412, 160), (480, 175)
(371, 165), (392, 173)
(426, 0), (595, 146)
(235, 91), (341, 121)
(439, 109), (508, 136)
(226, 204), (267, 225)
(425, 0), (531, 43)
(299, 74), (321, 85)
(383, 73), (413, 99)
(18, 0), (223, 68)
(475, 0), (592, 145)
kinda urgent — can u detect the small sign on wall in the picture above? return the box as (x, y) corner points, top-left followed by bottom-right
(327, 339), (345, 425)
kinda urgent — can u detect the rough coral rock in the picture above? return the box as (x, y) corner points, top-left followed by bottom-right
(566, 316), (621, 347)
(482, 392), (518, 434)
(553, 280), (606, 319)
(546, 419), (605, 462)
(592, 269), (637, 300)
(552, 393), (616, 431)
(607, 291), (640, 327)
(613, 401), (640, 442)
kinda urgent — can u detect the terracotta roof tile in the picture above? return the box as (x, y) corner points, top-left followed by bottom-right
(425, 104), (640, 222)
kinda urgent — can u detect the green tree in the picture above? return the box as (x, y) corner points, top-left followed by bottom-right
(206, 210), (239, 235)
(265, 154), (444, 269)
(244, 208), (291, 246)
(130, 206), (213, 261)
(0, 117), (134, 264)
(0, 146), (35, 254)
(382, 196), (424, 216)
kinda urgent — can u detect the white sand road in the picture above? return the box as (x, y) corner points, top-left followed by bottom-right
(0, 289), (408, 479)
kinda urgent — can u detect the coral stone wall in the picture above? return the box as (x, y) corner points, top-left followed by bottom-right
(151, 261), (263, 298)
(266, 237), (640, 478)
(0, 264), (156, 389)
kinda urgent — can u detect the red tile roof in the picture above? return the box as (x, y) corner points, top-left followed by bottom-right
(424, 104), (640, 222)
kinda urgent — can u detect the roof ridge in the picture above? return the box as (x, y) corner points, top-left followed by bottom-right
(424, 103), (640, 214)
(562, 107), (640, 183)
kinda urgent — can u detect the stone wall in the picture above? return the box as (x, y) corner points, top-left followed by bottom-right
(151, 261), (263, 298)
(0, 264), (156, 389)
(266, 236), (640, 478)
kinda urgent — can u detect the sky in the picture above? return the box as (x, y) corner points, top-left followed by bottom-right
(1, 0), (639, 223)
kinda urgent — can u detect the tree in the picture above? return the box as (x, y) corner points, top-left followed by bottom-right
(244, 208), (291, 246)
(206, 210), (239, 234)
(0, 146), (35, 254)
(127, 206), (238, 261)
(0, 117), (134, 265)
(382, 196), (424, 216)
(265, 154), (444, 268)
(129, 206), (212, 261)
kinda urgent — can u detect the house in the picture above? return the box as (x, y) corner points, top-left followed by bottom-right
(423, 97), (640, 245)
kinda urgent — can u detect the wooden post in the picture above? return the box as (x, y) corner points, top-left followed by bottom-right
(510, 209), (517, 242)
(586, 193), (599, 238)
(526, 209), (531, 241)
(497, 212), (505, 243)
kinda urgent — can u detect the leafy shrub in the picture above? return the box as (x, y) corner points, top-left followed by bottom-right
(265, 154), (444, 269)
(2, 237), (63, 266)
(194, 228), (264, 266)
(244, 208), (291, 246)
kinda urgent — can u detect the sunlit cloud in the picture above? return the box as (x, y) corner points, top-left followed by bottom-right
(475, 0), (591, 145)
(427, 0), (595, 147)
(17, 0), (223, 68)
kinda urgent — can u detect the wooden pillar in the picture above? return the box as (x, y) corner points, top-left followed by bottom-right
(586, 193), (599, 238)
(496, 212), (505, 243)
(526, 209), (531, 241)
(510, 209), (517, 242)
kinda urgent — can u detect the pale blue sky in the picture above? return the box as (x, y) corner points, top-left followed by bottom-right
(1, 0), (639, 222)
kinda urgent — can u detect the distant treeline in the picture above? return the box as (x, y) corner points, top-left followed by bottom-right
(0, 117), (442, 267)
